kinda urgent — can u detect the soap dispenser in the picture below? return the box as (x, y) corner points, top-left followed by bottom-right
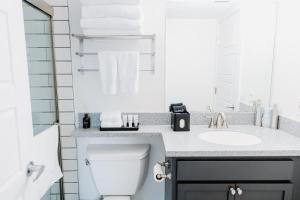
(83, 113), (91, 129)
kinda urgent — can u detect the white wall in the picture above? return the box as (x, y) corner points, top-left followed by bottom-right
(165, 19), (217, 111)
(69, 0), (166, 114)
(271, 0), (300, 120)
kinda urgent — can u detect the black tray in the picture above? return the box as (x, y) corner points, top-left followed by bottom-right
(100, 124), (139, 131)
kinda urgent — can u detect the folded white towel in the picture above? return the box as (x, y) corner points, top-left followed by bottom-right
(101, 121), (123, 128)
(80, 18), (141, 30)
(98, 52), (118, 95)
(118, 52), (140, 94)
(100, 111), (122, 122)
(80, 0), (140, 5)
(83, 29), (142, 36)
(82, 5), (141, 19)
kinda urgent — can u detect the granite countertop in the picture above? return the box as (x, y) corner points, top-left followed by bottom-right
(72, 125), (300, 157)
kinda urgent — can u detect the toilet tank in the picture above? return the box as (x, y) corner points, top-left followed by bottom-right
(87, 144), (151, 196)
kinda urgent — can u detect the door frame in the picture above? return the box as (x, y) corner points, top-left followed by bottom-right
(23, 0), (64, 199)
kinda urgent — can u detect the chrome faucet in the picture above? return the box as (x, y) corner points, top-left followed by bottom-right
(208, 112), (228, 129)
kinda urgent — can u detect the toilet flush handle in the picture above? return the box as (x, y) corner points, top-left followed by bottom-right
(85, 159), (90, 166)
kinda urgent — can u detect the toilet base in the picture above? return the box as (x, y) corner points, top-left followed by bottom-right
(103, 196), (130, 200)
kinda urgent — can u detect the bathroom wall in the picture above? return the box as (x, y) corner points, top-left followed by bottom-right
(43, 0), (79, 199)
(69, 0), (166, 113)
(166, 19), (217, 111)
(271, 0), (300, 121)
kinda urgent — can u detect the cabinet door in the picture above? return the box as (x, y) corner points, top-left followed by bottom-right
(235, 184), (293, 200)
(178, 184), (235, 200)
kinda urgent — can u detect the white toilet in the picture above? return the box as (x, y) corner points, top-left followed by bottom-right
(87, 144), (151, 200)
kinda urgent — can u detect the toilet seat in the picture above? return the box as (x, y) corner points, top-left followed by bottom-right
(103, 196), (130, 200)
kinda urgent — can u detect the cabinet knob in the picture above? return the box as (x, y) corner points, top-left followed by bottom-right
(230, 187), (236, 196)
(237, 187), (243, 196)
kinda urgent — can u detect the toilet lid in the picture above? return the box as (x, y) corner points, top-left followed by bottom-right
(87, 144), (150, 161)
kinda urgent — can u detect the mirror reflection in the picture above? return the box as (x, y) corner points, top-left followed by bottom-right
(165, 0), (277, 112)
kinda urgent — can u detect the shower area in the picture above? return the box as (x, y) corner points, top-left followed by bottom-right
(22, 0), (64, 199)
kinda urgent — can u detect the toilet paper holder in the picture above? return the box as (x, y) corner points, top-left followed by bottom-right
(155, 161), (172, 180)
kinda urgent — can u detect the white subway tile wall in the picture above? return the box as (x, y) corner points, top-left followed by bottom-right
(44, 0), (79, 199)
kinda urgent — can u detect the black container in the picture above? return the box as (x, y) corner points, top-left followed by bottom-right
(171, 112), (190, 131)
(82, 113), (91, 129)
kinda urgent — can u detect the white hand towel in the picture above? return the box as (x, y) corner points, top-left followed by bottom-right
(83, 29), (142, 36)
(98, 52), (118, 95)
(80, 18), (141, 30)
(32, 126), (63, 198)
(100, 111), (122, 122)
(80, 0), (140, 5)
(82, 5), (141, 19)
(101, 121), (123, 128)
(118, 52), (140, 94)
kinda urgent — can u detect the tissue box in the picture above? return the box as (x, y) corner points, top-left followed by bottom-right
(171, 112), (190, 132)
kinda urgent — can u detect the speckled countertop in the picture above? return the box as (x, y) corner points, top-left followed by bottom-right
(72, 125), (300, 157)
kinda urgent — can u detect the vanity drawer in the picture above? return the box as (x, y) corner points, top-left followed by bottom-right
(177, 160), (294, 181)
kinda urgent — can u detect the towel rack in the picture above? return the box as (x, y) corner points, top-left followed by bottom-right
(72, 34), (156, 73)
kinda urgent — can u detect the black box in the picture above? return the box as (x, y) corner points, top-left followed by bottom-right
(171, 112), (190, 132)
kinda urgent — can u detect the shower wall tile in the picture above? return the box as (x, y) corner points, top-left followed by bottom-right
(58, 100), (74, 112)
(56, 75), (73, 86)
(55, 61), (72, 74)
(59, 112), (75, 124)
(64, 183), (79, 194)
(24, 21), (45, 33)
(57, 87), (74, 99)
(28, 61), (53, 74)
(64, 194), (79, 200)
(54, 35), (70, 47)
(54, 48), (71, 61)
(53, 7), (69, 20)
(62, 160), (78, 171)
(48, 2), (79, 199)
(60, 125), (75, 136)
(63, 171), (78, 183)
(52, 21), (70, 34)
(62, 148), (77, 160)
(44, 0), (68, 6)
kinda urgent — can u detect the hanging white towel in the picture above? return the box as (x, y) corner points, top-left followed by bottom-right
(80, 0), (140, 5)
(118, 52), (140, 94)
(83, 29), (142, 36)
(80, 18), (141, 30)
(81, 5), (141, 19)
(98, 52), (118, 95)
(32, 126), (63, 198)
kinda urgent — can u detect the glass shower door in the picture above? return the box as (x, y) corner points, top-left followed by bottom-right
(23, 1), (63, 200)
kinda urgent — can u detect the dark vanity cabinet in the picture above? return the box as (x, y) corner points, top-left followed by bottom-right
(177, 183), (292, 200)
(165, 158), (300, 200)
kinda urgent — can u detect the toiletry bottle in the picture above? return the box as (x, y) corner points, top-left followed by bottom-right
(262, 107), (272, 128)
(271, 104), (279, 129)
(83, 113), (91, 129)
(255, 101), (263, 127)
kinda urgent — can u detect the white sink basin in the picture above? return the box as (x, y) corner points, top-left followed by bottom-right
(198, 131), (262, 146)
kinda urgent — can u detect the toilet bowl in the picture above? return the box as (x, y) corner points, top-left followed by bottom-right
(87, 144), (151, 200)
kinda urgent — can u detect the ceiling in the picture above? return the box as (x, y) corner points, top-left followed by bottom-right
(166, 0), (240, 19)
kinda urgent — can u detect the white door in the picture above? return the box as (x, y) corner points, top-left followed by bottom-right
(215, 11), (241, 112)
(0, 0), (36, 199)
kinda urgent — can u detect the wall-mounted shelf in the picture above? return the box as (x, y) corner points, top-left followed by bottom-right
(72, 34), (156, 73)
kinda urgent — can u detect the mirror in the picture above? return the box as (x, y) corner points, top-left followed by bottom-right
(165, 0), (277, 112)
